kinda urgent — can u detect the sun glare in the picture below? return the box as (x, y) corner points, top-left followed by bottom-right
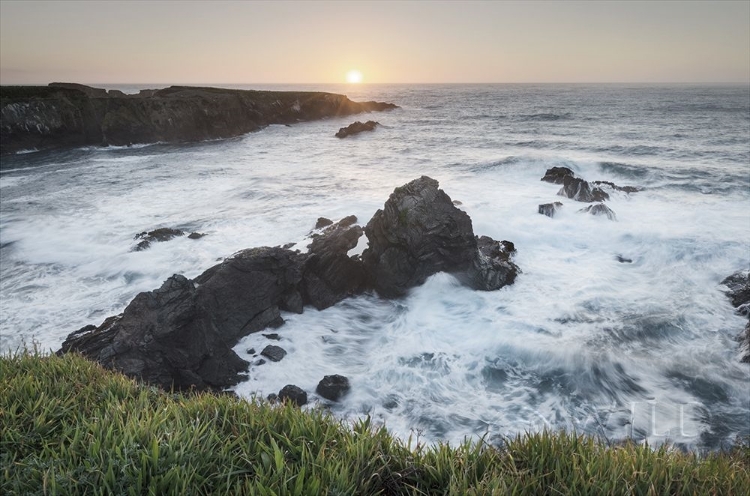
(346, 70), (363, 84)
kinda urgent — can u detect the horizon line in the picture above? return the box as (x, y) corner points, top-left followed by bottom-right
(2, 81), (749, 87)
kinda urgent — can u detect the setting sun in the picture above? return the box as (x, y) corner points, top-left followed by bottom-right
(346, 70), (363, 83)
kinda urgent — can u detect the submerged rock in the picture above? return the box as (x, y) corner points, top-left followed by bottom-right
(133, 227), (185, 251)
(578, 203), (617, 220)
(593, 180), (640, 194)
(538, 202), (563, 218)
(316, 374), (351, 401)
(335, 120), (379, 138)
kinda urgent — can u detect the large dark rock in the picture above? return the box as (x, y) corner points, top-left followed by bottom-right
(302, 216), (367, 309)
(721, 271), (750, 363)
(278, 385), (308, 406)
(362, 176), (518, 296)
(578, 203), (617, 220)
(58, 275), (249, 391)
(335, 120), (379, 138)
(1, 84), (398, 155)
(557, 176), (610, 203)
(316, 374), (351, 401)
(541, 167), (575, 184)
(193, 247), (306, 344)
(59, 177), (520, 391)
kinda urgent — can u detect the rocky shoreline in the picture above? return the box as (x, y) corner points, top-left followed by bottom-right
(0, 83), (398, 155)
(59, 176), (519, 392)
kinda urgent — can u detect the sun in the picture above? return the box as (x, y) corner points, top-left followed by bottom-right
(346, 70), (363, 84)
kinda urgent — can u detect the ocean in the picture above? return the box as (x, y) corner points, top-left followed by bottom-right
(1, 83), (748, 450)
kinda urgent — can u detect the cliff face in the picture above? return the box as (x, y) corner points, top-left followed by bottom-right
(0, 84), (398, 154)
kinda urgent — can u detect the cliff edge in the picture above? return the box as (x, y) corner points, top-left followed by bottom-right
(0, 83), (398, 154)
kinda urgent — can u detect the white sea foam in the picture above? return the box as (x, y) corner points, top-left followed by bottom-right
(1, 84), (748, 449)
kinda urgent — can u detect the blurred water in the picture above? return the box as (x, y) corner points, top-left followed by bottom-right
(1, 84), (748, 450)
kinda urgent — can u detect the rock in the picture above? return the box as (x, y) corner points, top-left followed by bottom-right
(302, 217), (366, 309)
(720, 271), (750, 363)
(616, 255), (633, 263)
(246, 348), (256, 355)
(58, 275), (249, 391)
(188, 232), (206, 239)
(193, 247), (306, 344)
(263, 333), (281, 341)
(316, 374), (351, 401)
(1, 84), (398, 155)
(538, 202), (563, 218)
(278, 385), (307, 406)
(254, 359), (266, 366)
(558, 176), (610, 203)
(579, 203), (617, 220)
(335, 120), (379, 138)
(267, 393), (278, 403)
(460, 236), (520, 291)
(722, 271), (750, 315)
(315, 217), (333, 229)
(260, 345), (287, 362)
(362, 176), (518, 296)
(58, 177), (519, 391)
(593, 180), (639, 194)
(133, 228), (185, 251)
(541, 166), (575, 184)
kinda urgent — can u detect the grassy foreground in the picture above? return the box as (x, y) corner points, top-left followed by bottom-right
(1, 352), (748, 495)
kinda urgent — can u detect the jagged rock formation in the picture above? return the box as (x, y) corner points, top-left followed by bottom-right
(1, 84), (398, 154)
(59, 177), (519, 391)
(558, 176), (610, 203)
(335, 120), (379, 138)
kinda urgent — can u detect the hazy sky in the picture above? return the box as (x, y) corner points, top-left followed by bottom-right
(1, 0), (748, 85)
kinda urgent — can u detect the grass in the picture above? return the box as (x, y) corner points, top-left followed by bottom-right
(1, 351), (748, 495)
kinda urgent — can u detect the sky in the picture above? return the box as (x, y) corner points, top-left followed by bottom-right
(1, 0), (748, 85)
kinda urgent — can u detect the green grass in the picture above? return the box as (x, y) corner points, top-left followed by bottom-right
(1, 351), (748, 495)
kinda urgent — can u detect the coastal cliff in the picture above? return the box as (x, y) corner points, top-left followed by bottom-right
(0, 83), (398, 154)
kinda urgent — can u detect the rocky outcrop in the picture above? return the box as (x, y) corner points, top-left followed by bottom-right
(538, 202), (563, 218)
(316, 375), (351, 401)
(335, 120), (379, 138)
(362, 176), (519, 297)
(59, 177), (519, 391)
(721, 271), (750, 363)
(59, 274), (250, 391)
(1, 84), (398, 155)
(558, 176), (610, 203)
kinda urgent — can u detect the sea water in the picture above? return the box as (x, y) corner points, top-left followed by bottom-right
(1, 84), (748, 450)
